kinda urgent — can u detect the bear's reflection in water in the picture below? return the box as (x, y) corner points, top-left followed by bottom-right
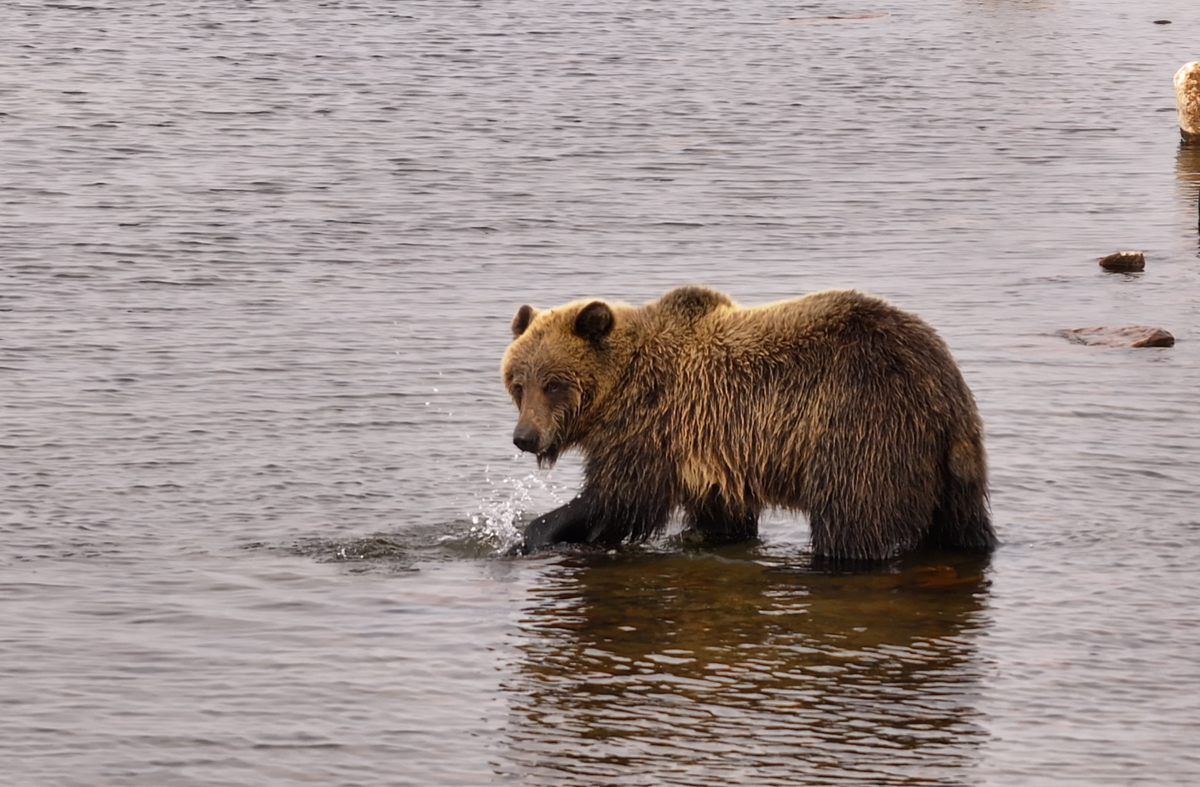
(500, 547), (992, 786)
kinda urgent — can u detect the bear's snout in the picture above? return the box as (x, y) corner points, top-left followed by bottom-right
(512, 425), (540, 454)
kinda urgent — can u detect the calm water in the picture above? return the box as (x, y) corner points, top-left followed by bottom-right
(3, 1), (1200, 785)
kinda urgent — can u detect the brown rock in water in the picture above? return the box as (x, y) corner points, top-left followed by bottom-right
(1062, 326), (1175, 348)
(1098, 251), (1145, 272)
(786, 12), (888, 24)
(1176, 62), (1200, 142)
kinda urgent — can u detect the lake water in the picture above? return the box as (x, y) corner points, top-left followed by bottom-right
(3, 1), (1199, 785)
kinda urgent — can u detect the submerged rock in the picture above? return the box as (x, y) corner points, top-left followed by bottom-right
(1062, 326), (1175, 348)
(1098, 250), (1145, 272)
(786, 11), (888, 24)
(1175, 62), (1200, 142)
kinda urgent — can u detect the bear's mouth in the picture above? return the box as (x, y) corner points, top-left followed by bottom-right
(535, 445), (560, 469)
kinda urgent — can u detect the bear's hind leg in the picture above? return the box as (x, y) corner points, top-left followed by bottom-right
(685, 485), (759, 545)
(922, 472), (995, 553)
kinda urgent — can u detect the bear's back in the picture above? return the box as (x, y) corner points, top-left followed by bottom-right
(715, 289), (944, 362)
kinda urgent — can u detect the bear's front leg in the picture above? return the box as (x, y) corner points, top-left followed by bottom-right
(685, 485), (759, 544)
(521, 495), (593, 554)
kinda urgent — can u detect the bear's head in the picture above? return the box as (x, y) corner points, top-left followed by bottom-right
(500, 299), (620, 467)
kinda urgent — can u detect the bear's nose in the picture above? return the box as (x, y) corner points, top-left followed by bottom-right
(512, 426), (540, 454)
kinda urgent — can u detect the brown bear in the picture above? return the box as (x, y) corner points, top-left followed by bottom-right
(501, 285), (995, 561)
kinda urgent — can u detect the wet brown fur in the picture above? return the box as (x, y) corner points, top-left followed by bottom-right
(501, 285), (995, 561)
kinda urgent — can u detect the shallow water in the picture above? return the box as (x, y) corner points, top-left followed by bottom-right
(3, 1), (1200, 785)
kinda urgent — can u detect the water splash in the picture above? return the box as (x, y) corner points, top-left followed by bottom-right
(466, 469), (568, 554)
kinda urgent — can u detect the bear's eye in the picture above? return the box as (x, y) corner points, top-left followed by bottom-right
(511, 384), (523, 404)
(544, 380), (567, 397)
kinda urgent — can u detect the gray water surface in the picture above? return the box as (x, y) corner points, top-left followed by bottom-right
(3, 1), (1200, 785)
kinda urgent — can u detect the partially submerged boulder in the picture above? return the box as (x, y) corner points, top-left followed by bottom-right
(1176, 62), (1200, 142)
(1061, 326), (1175, 348)
(1098, 251), (1145, 272)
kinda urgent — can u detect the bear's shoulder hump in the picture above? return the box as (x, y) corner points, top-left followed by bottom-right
(655, 286), (735, 320)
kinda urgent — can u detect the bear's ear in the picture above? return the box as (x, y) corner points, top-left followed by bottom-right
(573, 301), (613, 342)
(511, 305), (537, 338)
